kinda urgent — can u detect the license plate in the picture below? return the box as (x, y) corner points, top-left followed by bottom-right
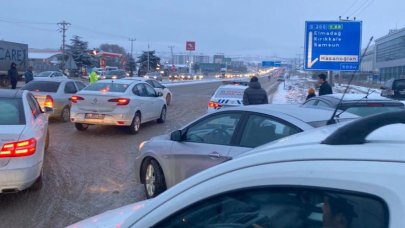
(85, 113), (105, 119)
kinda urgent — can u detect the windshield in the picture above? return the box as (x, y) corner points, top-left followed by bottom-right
(35, 71), (52, 77)
(0, 98), (25, 125)
(22, 81), (61, 93)
(84, 82), (129, 93)
(345, 106), (404, 117)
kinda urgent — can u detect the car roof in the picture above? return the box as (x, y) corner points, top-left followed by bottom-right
(30, 78), (71, 82)
(310, 93), (404, 105)
(122, 77), (145, 82)
(222, 104), (358, 122)
(216, 85), (248, 90)
(0, 89), (24, 98)
(96, 79), (139, 85)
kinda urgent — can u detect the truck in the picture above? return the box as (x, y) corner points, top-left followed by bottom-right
(0, 41), (28, 87)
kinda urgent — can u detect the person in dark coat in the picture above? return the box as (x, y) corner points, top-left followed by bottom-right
(25, 66), (34, 84)
(243, 76), (268, 105)
(318, 73), (333, 96)
(8, 62), (19, 89)
(306, 88), (316, 100)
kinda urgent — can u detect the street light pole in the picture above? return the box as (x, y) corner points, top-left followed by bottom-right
(147, 44), (150, 73)
(129, 38), (136, 77)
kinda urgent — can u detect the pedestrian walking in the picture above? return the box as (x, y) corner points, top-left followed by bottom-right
(25, 66), (34, 84)
(306, 88), (316, 100)
(89, 68), (98, 84)
(243, 76), (268, 105)
(318, 73), (333, 96)
(8, 62), (19, 89)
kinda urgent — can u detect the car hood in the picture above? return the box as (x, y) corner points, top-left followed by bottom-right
(150, 134), (170, 142)
(68, 200), (150, 228)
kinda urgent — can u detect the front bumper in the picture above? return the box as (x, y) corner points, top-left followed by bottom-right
(0, 161), (42, 192)
(70, 111), (134, 126)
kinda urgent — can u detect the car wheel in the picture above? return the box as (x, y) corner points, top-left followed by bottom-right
(30, 173), (43, 191)
(75, 123), (89, 131)
(144, 159), (166, 198)
(157, 106), (167, 124)
(128, 113), (141, 134)
(166, 94), (172, 106)
(60, 106), (70, 122)
(45, 129), (50, 152)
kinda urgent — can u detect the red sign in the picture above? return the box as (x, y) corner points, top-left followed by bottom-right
(186, 41), (196, 51)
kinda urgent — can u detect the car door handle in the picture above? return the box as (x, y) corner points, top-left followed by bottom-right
(209, 152), (222, 159)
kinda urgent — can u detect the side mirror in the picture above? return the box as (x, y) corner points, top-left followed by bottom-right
(170, 130), (183, 141)
(157, 92), (164, 97)
(44, 107), (54, 115)
(380, 86), (385, 90)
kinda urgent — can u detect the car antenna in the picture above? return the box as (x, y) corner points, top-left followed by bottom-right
(327, 36), (374, 125)
(335, 89), (376, 118)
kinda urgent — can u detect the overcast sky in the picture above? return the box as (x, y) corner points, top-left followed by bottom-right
(0, 0), (403, 57)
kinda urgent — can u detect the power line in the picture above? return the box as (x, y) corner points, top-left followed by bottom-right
(0, 16), (54, 25)
(73, 25), (129, 40)
(340, 0), (361, 17)
(356, 0), (375, 16)
(350, 0), (371, 17)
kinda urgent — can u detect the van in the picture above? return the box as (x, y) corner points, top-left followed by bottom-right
(381, 79), (405, 100)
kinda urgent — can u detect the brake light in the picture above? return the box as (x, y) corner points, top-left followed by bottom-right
(44, 95), (53, 108)
(0, 138), (36, 158)
(71, 95), (84, 103)
(108, 98), (130, 106)
(208, 101), (221, 108)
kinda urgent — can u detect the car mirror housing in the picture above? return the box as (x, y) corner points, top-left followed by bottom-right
(157, 92), (164, 97)
(170, 130), (183, 141)
(380, 86), (385, 90)
(44, 107), (54, 115)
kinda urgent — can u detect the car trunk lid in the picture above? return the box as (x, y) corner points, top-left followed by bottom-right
(0, 126), (25, 168)
(75, 91), (127, 112)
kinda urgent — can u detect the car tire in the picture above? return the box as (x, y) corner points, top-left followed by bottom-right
(157, 106), (167, 124)
(143, 159), (166, 198)
(30, 174), (43, 191)
(128, 113), (141, 135)
(166, 94), (172, 106)
(45, 129), (50, 152)
(60, 106), (70, 122)
(75, 123), (89, 131)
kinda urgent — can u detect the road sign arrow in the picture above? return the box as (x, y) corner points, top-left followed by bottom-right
(307, 32), (318, 68)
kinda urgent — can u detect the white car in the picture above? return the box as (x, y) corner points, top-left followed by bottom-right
(0, 89), (51, 193)
(70, 110), (405, 227)
(208, 84), (247, 112)
(70, 79), (167, 134)
(34, 71), (68, 79)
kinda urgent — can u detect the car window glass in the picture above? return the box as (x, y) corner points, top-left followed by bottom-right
(75, 81), (86, 91)
(84, 83), (129, 93)
(240, 114), (301, 148)
(317, 101), (330, 108)
(346, 106), (404, 117)
(153, 187), (388, 228)
(27, 94), (42, 118)
(64, 82), (78, 94)
(0, 98), (25, 125)
(145, 83), (157, 97)
(185, 113), (241, 145)
(22, 81), (61, 93)
(136, 84), (147, 97)
(152, 80), (163, 88)
(304, 99), (317, 106)
(393, 80), (405, 90)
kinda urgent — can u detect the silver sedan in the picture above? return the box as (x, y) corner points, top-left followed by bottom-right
(21, 78), (87, 122)
(135, 104), (358, 198)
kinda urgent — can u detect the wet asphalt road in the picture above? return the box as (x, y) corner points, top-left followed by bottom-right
(0, 78), (276, 228)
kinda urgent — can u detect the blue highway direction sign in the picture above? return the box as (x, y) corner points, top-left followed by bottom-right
(304, 21), (362, 71)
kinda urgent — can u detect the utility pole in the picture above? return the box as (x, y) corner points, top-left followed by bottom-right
(168, 45), (175, 65)
(129, 38), (136, 76)
(57, 20), (70, 71)
(147, 44), (150, 73)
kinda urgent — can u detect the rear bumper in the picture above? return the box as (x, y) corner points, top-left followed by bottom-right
(0, 161), (42, 192)
(70, 111), (134, 126)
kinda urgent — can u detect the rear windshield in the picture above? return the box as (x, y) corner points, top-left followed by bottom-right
(0, 98), (25, 125)
(84, 82), (129, 93)
(22, 81), (61, 93)
(345, 106), (404, 117)
(35, 71), (52, 77)
(215, 88), (245, 99)
(394, 80), (405, 90)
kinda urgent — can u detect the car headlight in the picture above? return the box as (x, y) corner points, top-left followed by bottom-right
(139, 141), (148, 151)
(112, 76), (117, 79)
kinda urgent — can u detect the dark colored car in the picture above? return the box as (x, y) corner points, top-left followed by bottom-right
(100, 70), (126, 80)
(303, 93), (405, 117)
(381, 79), (405, 100)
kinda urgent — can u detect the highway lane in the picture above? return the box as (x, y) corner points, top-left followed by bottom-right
(0, 78), (276, 227)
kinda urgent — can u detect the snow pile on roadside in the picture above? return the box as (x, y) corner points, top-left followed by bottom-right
(271, 77), (309, 104)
